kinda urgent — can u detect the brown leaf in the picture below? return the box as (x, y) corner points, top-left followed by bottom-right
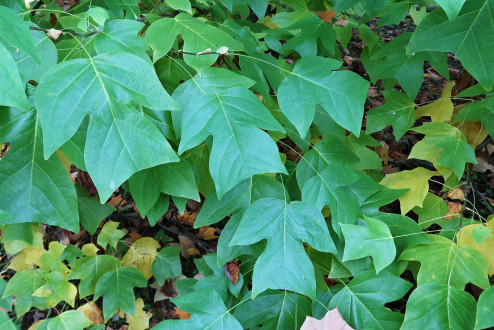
(177, 236), (200, 258)
(178, 211), (198, 226)
(446, 201), (462, 220)
(474, 157), (494, 173)
(300, 308), (353, 330)
(54, 0), (79, 11)
(375, 141), (389, 165)
(224, 260), (239, 285)
(197, 226), (218, 240)
(77, 301), (104, 325)
(315, 9), (335, 22)
(174, 308), (191, 320)
(335, 17), (350, 27)
(367, 86), (380, 98)
(446, 187), (465, 201)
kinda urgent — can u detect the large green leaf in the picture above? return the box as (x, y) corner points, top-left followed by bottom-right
(277, 56), (369, 137)
(129, 157), (199, 217)
(233, 290), (311, 329)
(366, 90), (415, 139)
(0, 107), (79, 232)
(400, 235), (489, 289)
(408, 0), (494, 90)
(94, 267), (147, 320)
(454, 95), (494, 137)
(0, 42), (29, 110)
(283, 16), (336, 56)
(178, 85), (286, 198)
(341, 216), (396, 273)
(144, 13), (244, 71)
(155, 288), (242, 329)
(401, 282), (476, 330)
(35, 52), (180, 200)
(37, 310), (92, 330)
(4, 269), (47, 315)
(230, 198), (335, 299)
(328, 270), (412, 329)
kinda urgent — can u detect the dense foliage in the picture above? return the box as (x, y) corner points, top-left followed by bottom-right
(1, 0), (493, 328)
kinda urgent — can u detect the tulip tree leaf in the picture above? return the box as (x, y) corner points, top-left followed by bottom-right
(233, 290), (311, 329)
(0, 42), (30, 110)
(0, 107), (79, 232)
(144, 13), (244, 71)
(408, 0), (494, 90)
(366, 90), (415, 139)
(401, 282), (476, 330)
(476, 285), (494, 329)
(341, 216), (396, 273)
(35, 52), (180, 201)
(328, 270), (413, 329)
(152, 246), (182, 286)
(400, 235), (489, 289)
(38, 310), (92, 330)
(94, 267), (148, 321)
(155, 288), (242, 329)
(178, 85), (286, 198)
(278, 56), (369, 137)
(4, 269), (47, 316)
(230, 198), (336, 299)
(76, 185), (114, 235)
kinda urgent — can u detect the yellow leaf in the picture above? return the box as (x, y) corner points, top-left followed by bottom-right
(82, 243), (98, 256)
(457, 224), (494, 275)
(415, 81), (455, 122)
(122, 237), (160, 279)
(3, 224), (44, 255)
(56, 149), (72, 175)
(301, 307), (352, 330)
(78, 301), (104, 325)
(8, 247), (45, 272)
(380, 168), (439, 214)
(451, 104), (488, 147)
(126, 298), (151, 330)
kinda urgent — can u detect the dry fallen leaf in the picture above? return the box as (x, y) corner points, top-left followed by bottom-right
(224, 260), (239, 285)
(446, 187), (465, 201)
(77, 301), (104, 325)
(126, 298), (151, 330)
(475, 157), (494, 173)
(335, 17), (350, 27)
(121, 237), (160, 279)
(174, 307), (191, 320)
(446, 201), (462, 220)
(151, 276), (186, 302)
(301, 308), (353, 330)
(178, 210), (198, 226)
(177, 235), (200, 258)
(315, 9), (335, 22)
(54, 0), (79, 11)
(375, 140), (389, 165)
(197, 226), (219, 240)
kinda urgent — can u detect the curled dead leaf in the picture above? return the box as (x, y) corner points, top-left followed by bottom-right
(174, 307), (191, 320)
(46, 28), (63, 40)
(446, 201), (462, 220)
(315, 9), (335, 22)
(224, 260), (239, 285)
(178, 211), (197, 226)
(197, 226), (218, 240)
(77, 301), (104, 325)
(446, 187), (465, 201)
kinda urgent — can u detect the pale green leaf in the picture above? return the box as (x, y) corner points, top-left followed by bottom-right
(38, 310), (92, 330)
(4, 269), (47, 315)
(166, 0), (192, 13)
(341, 216), (396, 273)
(476, 285), (494, 329)
(230, 198), (335, 299)
(97, 221), (125, 249)
(94, 19), (148, 55)
(0, 42), (29, 110)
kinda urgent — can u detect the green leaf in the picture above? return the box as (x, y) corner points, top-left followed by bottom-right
(328, 270), (413, 329)
(366, 90), (415, 139)
(35, 52), (180, 201)
(4, 268), (47, 315)
(129, 158), (199, 217)
(178, 86), (286, 198)
(0, 6), (40, 63)
(94, 267), (148, 320)
(283, 16), (336, 56)
(144, 13), (244, 71)
(454, 95), (494, 138)
(94, 20), (148, 55)
(0, 210), (9, 222)
(0, 108), (79, 232)
(68, 254), (121, 298)
(436, 0), (466, 20)
(413, 192), (448, 229)
(152, 246), (182, 286)
(401, 282), (476, 330)
(0, 41), (29, 110)
(341, 216), (396, 273)
(400, 235), (489, 289)
(380, 167), (438, 214)
(476, 285), (494, 329)
(147, 193), (170, 226)
(410, 122), (477, 179)
(408, 0), (494, 90)
(76, 185), (114, 235)
(415, 81), (455, 122)
(0, 311), (16, 330)
(39, 310), (92, 330)
(33, 271), (77, 308)
(166, 0), (192, 13)
(155, 288), (242, 329)
(230, 198), (335, 299)
(233, 290), (311, 329)
(278, 56), (369, 137)
(97, 221), (125, 249)
(0, 278), (12, 312)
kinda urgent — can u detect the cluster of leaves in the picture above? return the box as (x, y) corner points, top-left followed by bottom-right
(0, 0), (494, 328)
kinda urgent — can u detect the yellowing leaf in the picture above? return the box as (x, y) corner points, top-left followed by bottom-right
(77, 301), (104, 325)
(446, 187), (465, 201)
(380, 168), (438, 214)
(32, 271), (78, 307)
(82, 243), (98, 256)
(457, 224), (494, 276)
(3, 224), (44, 255)
(8, 247), (45, 272)
(126, 298), (151, 330)
(122, 237), (160, 279)
(301, 307), (353, 330)
(415, 81), (455, 122)
(39, 241), (69, 277)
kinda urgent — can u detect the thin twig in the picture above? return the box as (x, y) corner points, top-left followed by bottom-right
(171, 50), (220, 56)
(476, 137), (492, 151)
(156, 223), (215, 253)
(29, 25), (101, 38)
